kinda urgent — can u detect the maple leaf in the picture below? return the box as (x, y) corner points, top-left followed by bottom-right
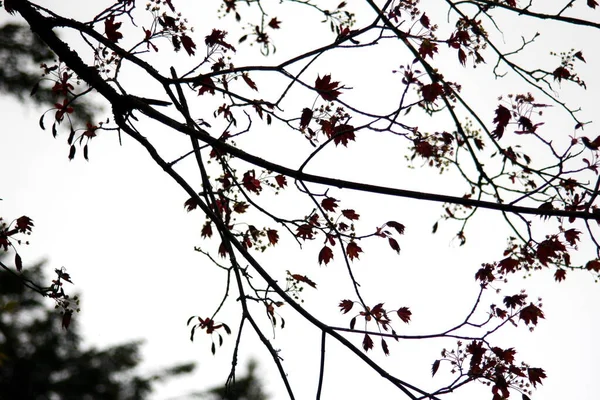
(195, 76), (216, 96)
(381, 338), (390, 356)
(16, 216), (34, 233)
(330, 124), (356, 146)
(362, 334), (374, 351)
(339, 299), (354, 313)
(268, 17), (281, 29)
(458, 48), (466, 66)
(582, 135), (600, 150)
(419, 39), (438, 59)
(267, 229), (279, 245)
(386, 221), (405, 235)
(291, 273), (317, 288)
(519, 303), (544, 325)
(201, 221), (213, 238)
(585, 259), (600, 272)
(503, 293), (527, 309)
(475, 264), (495, 282)
(563, 228), (581, 246)
(536, 237), (566, 266)
(242, 170), (262, 193)
(527, 367), (546, 388)
(492, 105), (511, 139)
(574, 50), (586, 62)
(346, 241), (363, 260)
(315, 74), (342, 101)
(299, 108), (313, 130)
(275, 174), (287, 188)
(184, 197), (198, 212)
(421, 82), (443, 103)
(296, 224), (314, 240)
(498, 257), (519, 274)
(321, 197), (339, 212)
(181, 34), (196, 56)
(552, 66), (570, 82)
(104, 16), (123, 43)
(242, 73), (258, 91)
(342, 209), (360, 220)
(431, 360), (441, 377)
(554, 269), (566, 282)
(588, 0), (598, 8)
(205, 29), (236, 51)
(319, 245), (334, 265)
(388, 238), (400, 254)
(396, 307), (411, 323)
(420, 13), (430, 29)
(218, 242), (228, 258)
(62, 309), (73, 330)
(233, 202), (249, 213)
(466, 341), (486, 371)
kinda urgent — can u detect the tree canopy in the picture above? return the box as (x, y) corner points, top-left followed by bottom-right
(2, 0), (600, 399)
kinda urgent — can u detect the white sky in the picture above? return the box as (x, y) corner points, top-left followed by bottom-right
(1, 1), (600, 399)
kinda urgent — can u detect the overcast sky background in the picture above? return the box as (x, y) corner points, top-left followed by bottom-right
(1, 1), (600, 399)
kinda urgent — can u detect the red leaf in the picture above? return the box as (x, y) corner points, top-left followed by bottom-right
(242, 170), (262, 193)
(397, 307), (411, 323)
(105, 17), (123, 43)
(362, 334), (374, 351)
(586, 259), (600, 272)
(563, 228), (581, 246)
(386, 221), (405, 235)
(554, 269), (566, 282)
(15, 253), (22, 272)
(388, 238), (400, 254)
(527, 367), (546, 388)
(339, 299), (354, 313)
(519, 303), (544, 325)
(184, 197), (198, 212)
(574, 51), (586, 62)
(296, 224), (314, 240)
(16, 216), (34, 233)
(342, 209), (360, 220)
(458, 48), (466, 66)
(552, 66), (570, 82)
(62, 310), (73, 330)
(321, 197), (339, 212)
(432, 360), (440, 377)
(315, 74), (342, 101)
(588, 0), (598, 8)
(196, 76), (216, 96)
(218, 242), (228, 258)
(418, 39), (438, 59)
(329, 124), (356, 147)
(300, 108), (313, 130)
(275, 174), (287, 188)
(504, 294), (527, 309)
(205, 29), (236, 51)
(498, 257), (519, 274)
(268, 17), (281, 29)
(242, 73), (258, 91)
(291, 273), (317, 288)
(201, 221), (213, 238)
(181, 34), (196, 56)
(233, 202), (249, 213)
(319, 246), (334, 265)
(421, 82), (443, 103)
(420, 13), (430, 29)
(267, 229), (279, 245)
(350, 316), (356, 329)
(492, 105), (511, 139)
(346, 241), (363, 260)
(381, 338), (390, 356)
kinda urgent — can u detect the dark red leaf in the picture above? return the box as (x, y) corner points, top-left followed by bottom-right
(62, 310), (73, 330)
(15, 253), (22, 272)
(363, 334), (374, 351)
(552, 66), (570, 82)
(492, 105), (511, 139)
(181, 34), (196, 56)
(527, 367), (546, 388)
(388, 238), (400, 254)
(315, 74), (342, 101)
(432, 360), (440, 377)
(268, 17), (281, 29)
(242, 73), (258, 91)
(321, 197), (339, 212)
(397, 307), (411, 323)
(267, 229), (279, 245)
(381, 338), (390, 356)
(201, 221), (213, 238)
(420, 13), (430, 28)
(339, 299), (354, 313)
(319, 246), (334, 265)
(16, 216), (34, 233)
(504, 294), (527, 309)
(554, 268), (566, 282)
(184, 197), (198, 212)
(574, 51), (586, 62)
(205, 29), (236, 51)
(291, 273), (317, 288)
(519, 303), (544, 325)
(300, 108), (313, 130)
(421, 82), (443, 103)
(275, 174), (287, 188)
(242, 170), (262, 194)
(342, 209), (360, 220)
(346, 241), (363, 260)
(104, 17), (123, 43)
(386, 221), (405, 235)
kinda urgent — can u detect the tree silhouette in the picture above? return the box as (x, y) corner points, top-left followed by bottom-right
(2, 1), (600, 399)
(0, 259), (195, 399)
